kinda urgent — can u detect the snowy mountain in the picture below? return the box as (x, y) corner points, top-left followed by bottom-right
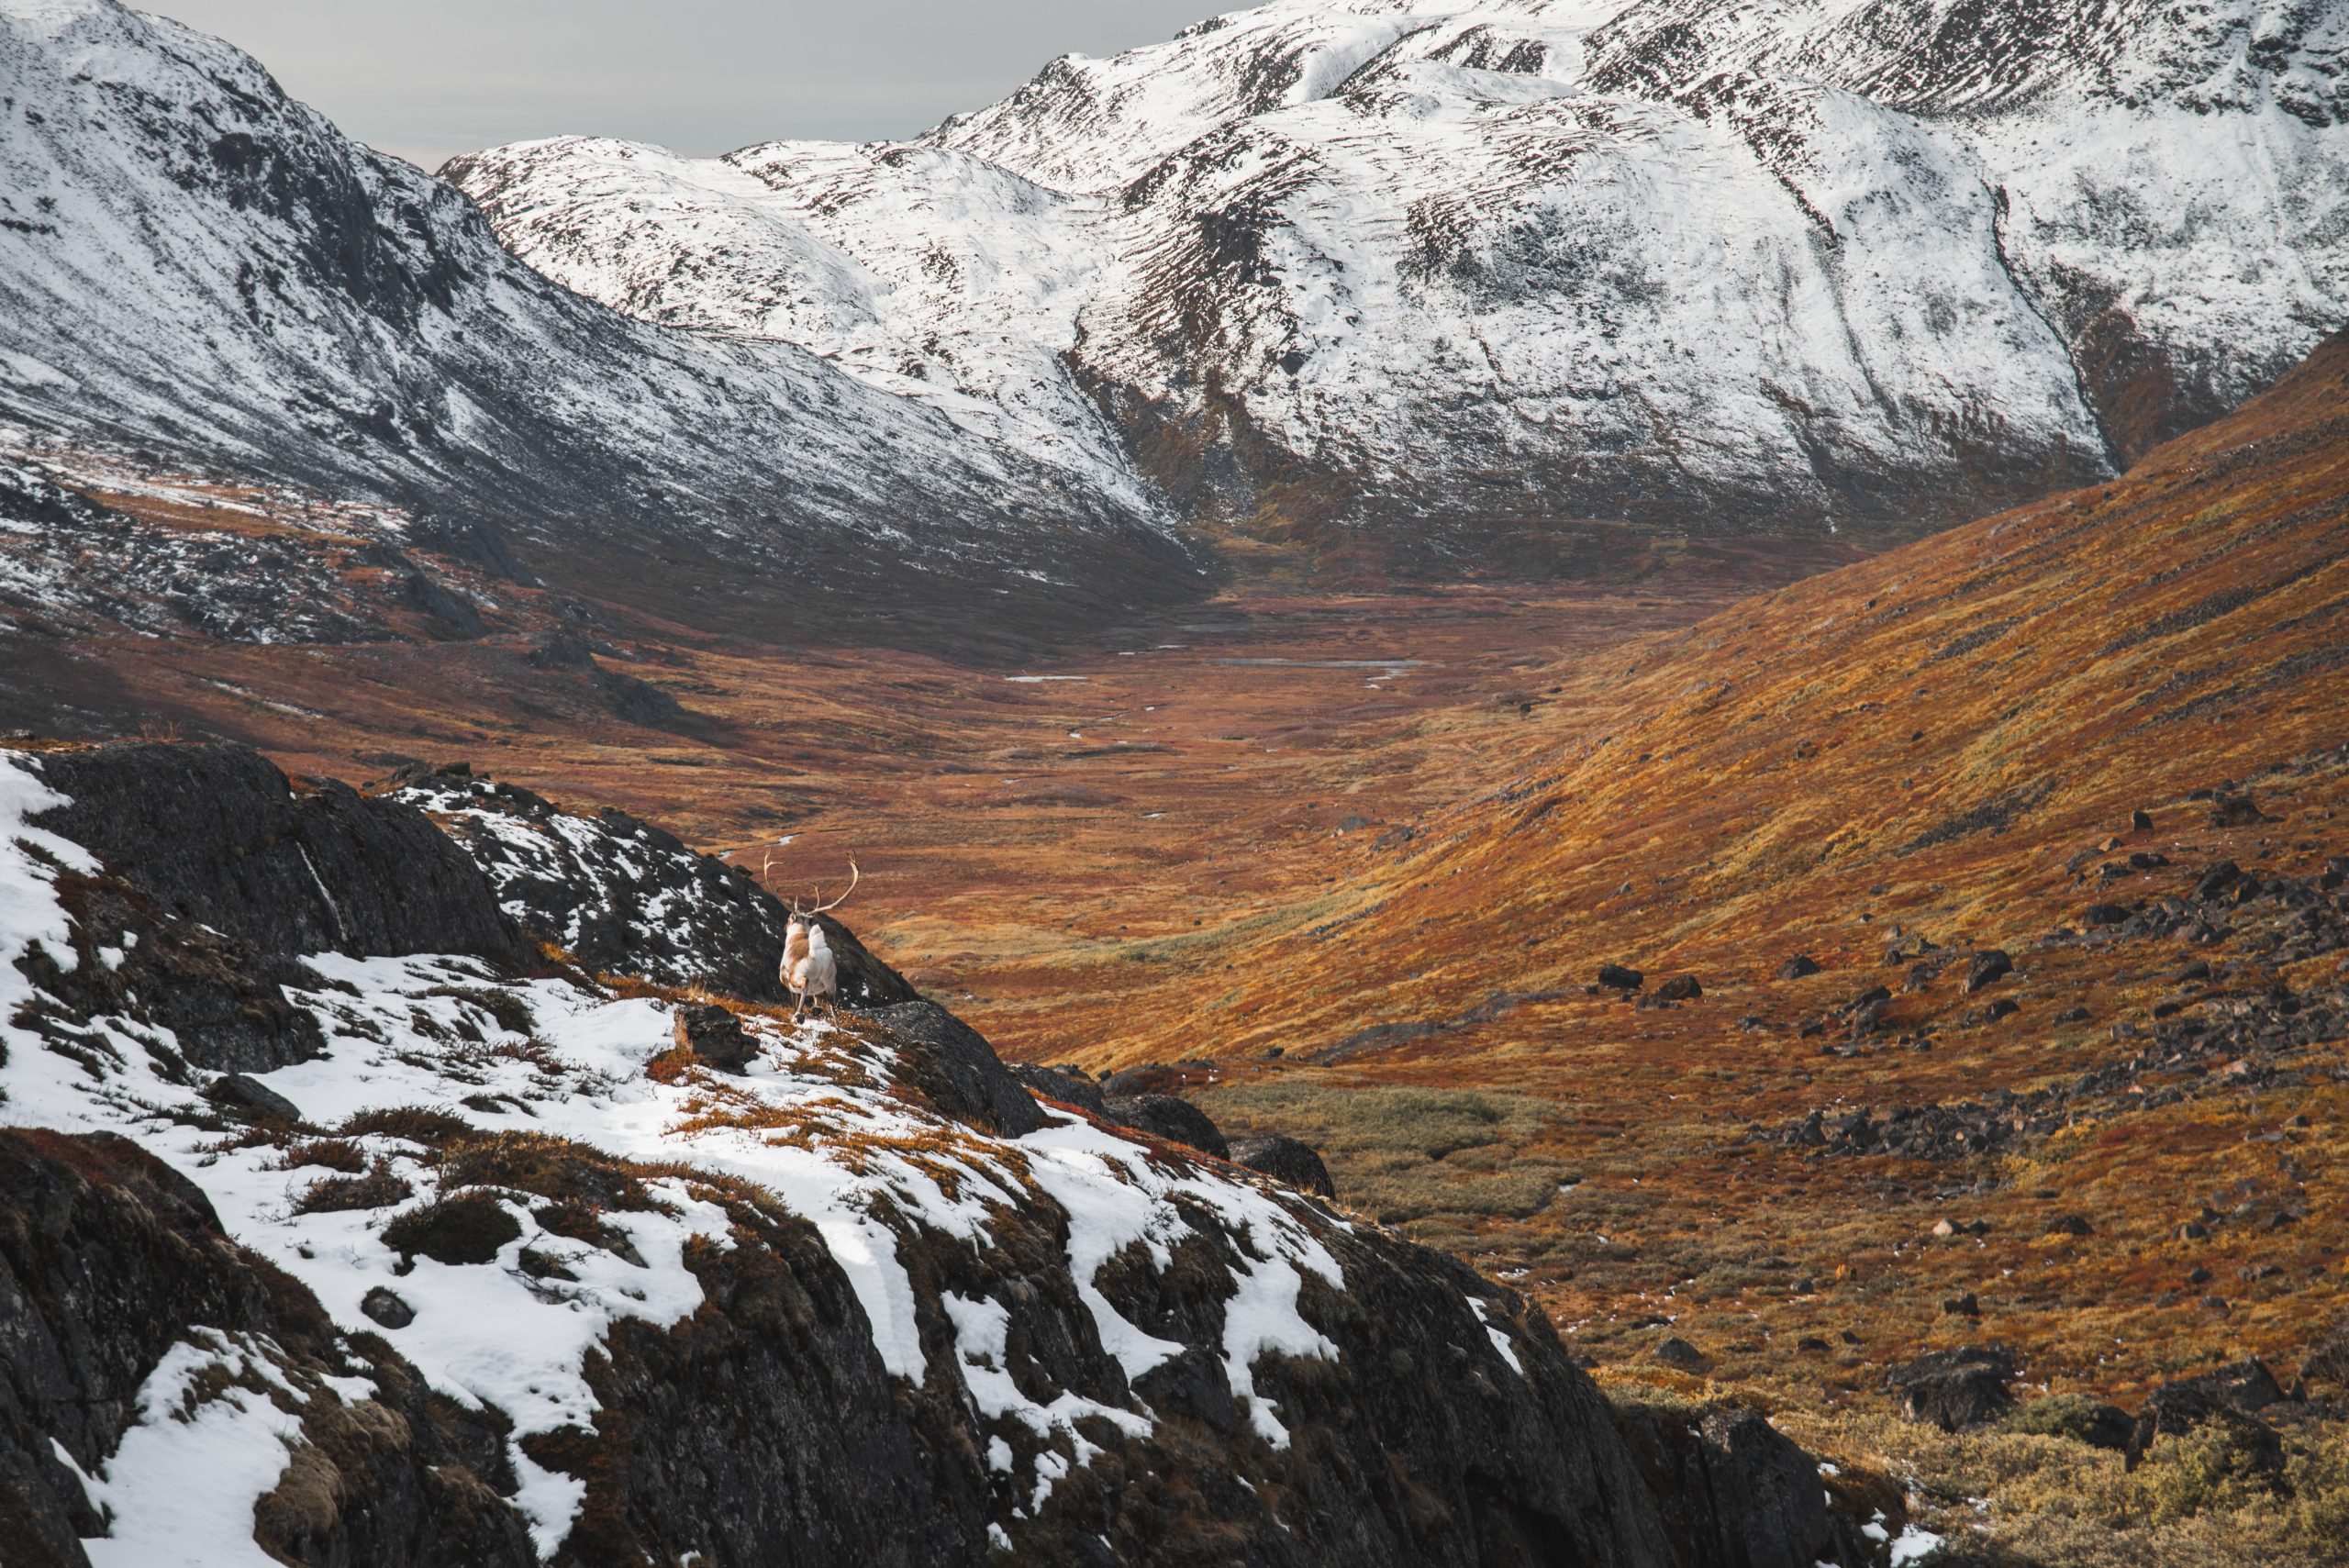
(0, 737), (1890, 1566)
(0, 0), (1200, 640)
(453, 0), (2349, 553)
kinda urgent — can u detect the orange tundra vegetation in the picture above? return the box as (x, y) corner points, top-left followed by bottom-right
(9, 311), (2349, 1558)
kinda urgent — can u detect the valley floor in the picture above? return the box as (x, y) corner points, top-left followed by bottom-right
(6, 341), (2346, 1560)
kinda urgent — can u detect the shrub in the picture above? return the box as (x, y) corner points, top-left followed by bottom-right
(440, 1132), (653, 1210)
(2132, 1423), (2288, 1524)
(2002, 1395), (2132, 1451)
(340, 1106), (477, 1150)
(381, 1193), (521, 1265)
(294, 1159), (413, 1214)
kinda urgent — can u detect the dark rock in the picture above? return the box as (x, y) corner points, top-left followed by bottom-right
(1962, 950), (2012, 993)
(1010, 1062), (1109, 1118)
(1229, 1134), (1336, 1199)
(1102, 1093), (1229, 1159)
(1651, 1337), (1709, 1372)
(1598, 962), (1645, 990)
(1776, 954), (1821, 979)
(1613, 1400), (1837, 1568)
(2132, 809), (2155, 831)
(867, 1001), (1045, 1136)
(672, 1004), (755, 1073)
(361, 1286), (416, 1329)
(1655, 974), (1703, 1002)
(0, 1129), (537, 1568)
(2208, 793), (2268, 827)
(2084, 903), (2133, 927)
(1970, 998), (2020, 1024)
(393, 764), (919, 1007)
(1098, 1062), (1182, 1098)
(33, 742), (525, 963)
(1887, 1345), (2016, 1430)
(203, 1072), (301, 1123)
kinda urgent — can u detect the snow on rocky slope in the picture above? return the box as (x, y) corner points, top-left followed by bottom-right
(0, 739), (1880, 1566)
(0, 0), (1199, 639)
(454, 0), (2349, 549)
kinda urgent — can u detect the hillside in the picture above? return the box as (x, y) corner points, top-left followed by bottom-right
(452, 0), (2348, 565)
(0, 737), (1920, 1568)
(0, 0), (1200, 644)
(865, 323), (2349, 1562)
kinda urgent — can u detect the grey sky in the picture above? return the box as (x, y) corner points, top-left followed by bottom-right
(150, 1), (1229, 171)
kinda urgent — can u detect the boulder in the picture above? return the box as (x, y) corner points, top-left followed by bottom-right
(1655, 974), (1703, 1002)
(360, 1286), (416, 1329)
(672, 1004), (754, 1073)
(1011, 1062), (1110, 1118)
(33, 742), (525, 963)
(2208, 794), (2268, 827)
(2132, 809), (2155, 831)
(203, 1072), (301, 1124)
(1598, 963), (1645, 991)
(2002, 1395), (2132, 1451)
(1776, 955), (1821, 980)
(1104, 1094), (1229, 1159)
(1099, 1062), (1182, 1098)
(1962, 950), (2012, 993)
(1229, 1135), (1336, 1199)
(1651, 1337), (1710, 1372)
(2083, 903), (2132, 927)
(867, 1002), (1045, 1136)
(1613, 1401), (1839, 1568)
(1887, 1345), (2016, 1430)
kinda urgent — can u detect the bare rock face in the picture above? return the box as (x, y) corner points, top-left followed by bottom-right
(865, 1001), (1046, 1136)
(1103, 1092), (1231, 1159)
(1614, 1401), (1845, 1568)
(32, 743), (524, 963)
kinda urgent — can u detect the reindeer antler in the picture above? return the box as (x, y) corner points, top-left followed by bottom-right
(808, 858), (859, 915)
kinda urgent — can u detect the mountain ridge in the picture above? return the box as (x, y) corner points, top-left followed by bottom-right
(0, 0), (1205, 646)
(452, 0), (2349, 563)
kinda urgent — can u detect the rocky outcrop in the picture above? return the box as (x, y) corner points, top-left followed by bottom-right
(0, 1128), (538, 1568)
(32, 743), (523, 963)
(391, 763), (919, 1007)
(1613, 1400), (1855, 1568)
(1887, 1346), (2017, 1431)
(0, 737), (1890, 1566)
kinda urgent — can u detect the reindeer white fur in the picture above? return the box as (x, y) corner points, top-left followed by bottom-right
(767, 855), (857, 1022)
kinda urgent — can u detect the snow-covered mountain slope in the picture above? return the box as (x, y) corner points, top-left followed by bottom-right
(0, 0), (1199, 640)
(454, 0), (2349, 551)
(0, 737), (1883, 1567)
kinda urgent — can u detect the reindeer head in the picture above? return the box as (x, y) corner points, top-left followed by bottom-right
(763, 853), (858, 935)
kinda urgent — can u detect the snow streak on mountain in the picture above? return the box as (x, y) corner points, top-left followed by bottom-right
(0, 0), (1199, 637)
(453, 0), (2349, 546)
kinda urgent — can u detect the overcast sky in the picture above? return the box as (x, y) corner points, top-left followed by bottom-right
(150, 1), (1230, 171)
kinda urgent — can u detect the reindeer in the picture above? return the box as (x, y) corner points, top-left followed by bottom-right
(763, 853), (858, 1022)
